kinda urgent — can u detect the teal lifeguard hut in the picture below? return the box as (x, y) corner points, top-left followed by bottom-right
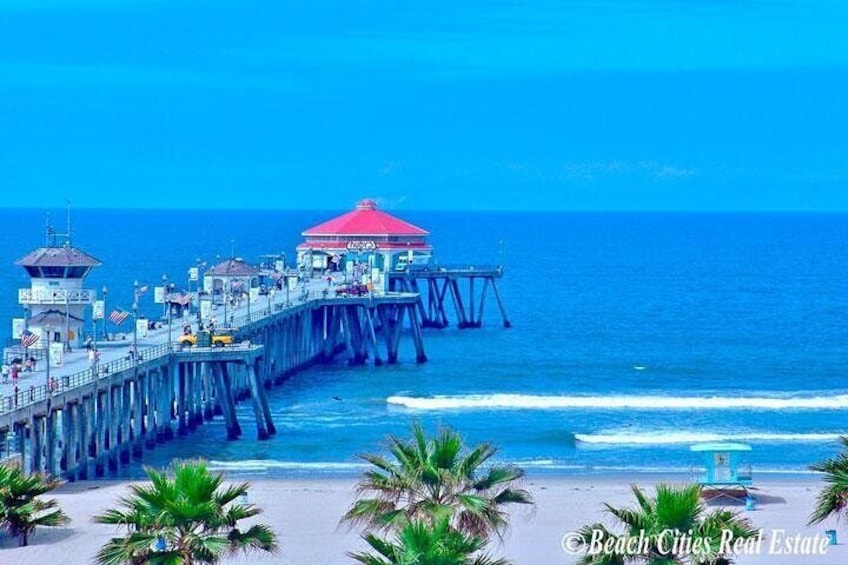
(691, 442), (753, 500)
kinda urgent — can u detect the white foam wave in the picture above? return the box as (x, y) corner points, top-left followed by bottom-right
(575, 432), (841, 446)
(208, 459), (367, 472)
(387, 393), (848, 411)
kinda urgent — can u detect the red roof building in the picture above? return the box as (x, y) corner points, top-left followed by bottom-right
(297, 199), (432, 273)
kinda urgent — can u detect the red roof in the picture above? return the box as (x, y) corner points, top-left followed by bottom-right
(303, 199), (428, 237)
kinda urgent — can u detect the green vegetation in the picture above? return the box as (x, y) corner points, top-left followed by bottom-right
(350, 516), (512, 565)
(575, 483), (758, 565)
(809, 436), (848, 526)
(93, 459), (277, 565)
(0, 464), (69, 547)
(344, 424), (530, 564)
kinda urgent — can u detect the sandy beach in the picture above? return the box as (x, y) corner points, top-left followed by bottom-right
(1, 474), (843, 564)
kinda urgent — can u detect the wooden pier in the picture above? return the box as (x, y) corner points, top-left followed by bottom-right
(0, 292), (424, 480)
(388, 265), (511, 329)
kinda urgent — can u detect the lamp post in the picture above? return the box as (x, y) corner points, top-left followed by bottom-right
(102, 286), (108, 342)
(163, 274), (173, 351)
(246, 278), (251, 324)
(161, 274), (168, 320)
(64, 293), (71, 352)
(132, 280), (139, 364)
(45, 322), (52, 391)
(195, 259), (204, 326)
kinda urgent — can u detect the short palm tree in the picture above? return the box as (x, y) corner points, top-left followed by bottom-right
(93, 459), (278, 565)
(576, 483), (758, 565)
(350, 516), (513, 565)
(0, 464), (69, 546)
(809, 436), (848, 526)
(343, 424), (533, 540)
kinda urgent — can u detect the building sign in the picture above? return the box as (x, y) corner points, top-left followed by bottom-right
(346, 240), (377, 252)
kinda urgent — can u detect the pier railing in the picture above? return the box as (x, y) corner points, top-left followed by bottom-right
(0, 289), (416, 417)
(0, 342), (171, 415)
(392, 265), (504, 275)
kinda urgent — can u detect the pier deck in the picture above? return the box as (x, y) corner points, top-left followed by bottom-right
(0, 276), (426, 479)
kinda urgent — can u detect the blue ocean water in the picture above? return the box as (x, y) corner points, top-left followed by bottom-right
(1, 209), (846, 478)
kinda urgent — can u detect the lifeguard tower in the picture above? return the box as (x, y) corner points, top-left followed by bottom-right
(13, 218), (101, 356)
(690, 442), (754, 502)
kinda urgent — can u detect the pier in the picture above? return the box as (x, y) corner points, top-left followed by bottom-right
(0, 200), (507, 480)
(0, 289), (424, 480)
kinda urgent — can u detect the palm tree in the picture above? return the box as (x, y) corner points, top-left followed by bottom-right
(0, 464), (69, 546)
(350, 516), (513, 565)
(93, 459), (278, 565)
(809, 436), (848, 526)
(575, 483), (758, 565)
(343, 424), (533, 540)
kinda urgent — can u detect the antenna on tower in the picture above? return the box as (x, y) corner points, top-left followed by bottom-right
(45, 212), (58, 247)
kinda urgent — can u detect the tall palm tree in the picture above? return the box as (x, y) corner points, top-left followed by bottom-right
(350, 516), (513, 565)
(343, 424), (533, 540)
(809, 436), (848, 526)
(93, 459), (278, 565)
(0, 464), (69, 546)
(576, 483), (758, 565)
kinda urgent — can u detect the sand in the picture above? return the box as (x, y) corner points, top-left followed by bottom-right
(0, 475), (844, 564)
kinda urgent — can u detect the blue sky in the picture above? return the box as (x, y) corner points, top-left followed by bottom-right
(0, 0), (846, 210)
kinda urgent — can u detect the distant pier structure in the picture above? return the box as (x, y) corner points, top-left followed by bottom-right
(389, 265), (511, 329)
(297, 198), (510, 328)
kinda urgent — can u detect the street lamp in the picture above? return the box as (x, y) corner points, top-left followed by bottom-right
(45, 322), (52, 391)
(102, 286), (108, 342)
(163, 274), (173, 351)
(195, 259), (204, 326)
(132, 280), (139, 364)
(161, 274), (169, 319)
(64, 293), (71, 352)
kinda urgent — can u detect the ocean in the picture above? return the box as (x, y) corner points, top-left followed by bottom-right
(1, 209), (846, 479)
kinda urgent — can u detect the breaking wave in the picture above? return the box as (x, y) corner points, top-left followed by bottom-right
(386, 393), (848, 411)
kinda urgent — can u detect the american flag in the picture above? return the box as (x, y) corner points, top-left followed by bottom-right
(109, 310), (130, 325)
(20, 330), (40, 348)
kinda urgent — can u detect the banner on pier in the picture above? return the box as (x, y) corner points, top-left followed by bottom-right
(93, 300), (104, 320)
(154, 286), (165, 304)
(49, 342), (63, 367)
(188, 267), (199, 282)
(11, 318), (25, 339)
(136, 318), (148, 338)
(200, 299), (212, 321)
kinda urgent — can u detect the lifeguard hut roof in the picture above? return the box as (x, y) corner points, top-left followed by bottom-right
(30, 309), (85, 325)
(15, 245), (101, 268)
(206, 258), (261, 276)
(302, 199), (428, 237)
